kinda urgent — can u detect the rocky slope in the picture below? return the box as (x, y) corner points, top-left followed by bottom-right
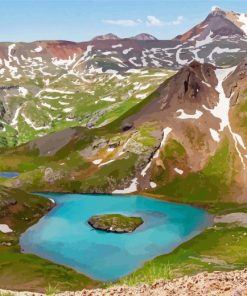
(1, 269), (247, 295)
(175, 7), (246, 42)
(60, 269), (247, 295)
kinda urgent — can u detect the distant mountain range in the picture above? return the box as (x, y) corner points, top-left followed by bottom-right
(0, 7), (246, 155)
(92, 33), (158, 41)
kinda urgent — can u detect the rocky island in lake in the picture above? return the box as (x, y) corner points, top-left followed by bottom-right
(88, 214), (144, 233)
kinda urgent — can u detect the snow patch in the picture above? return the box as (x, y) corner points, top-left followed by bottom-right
(99, 159), (115, 167)
(176, 48), (189, 66)
(52, 54), (76, 69)
(190, 48), (204, 63)
(111, 56), (123, 63)
(150, 182), (157, 188)
(123, 48), (133, 55)
(177, 109), (203, 119)
(33, 46), (42, 53)
(105, 69), (118, 74)
(212, 66), (246, 168)
(174, 168), (183, 175)
(101, 96), (116, 102)
(22, 113), (50, 131)
(196, 30), (214, 47)
(112, 178), (138, 194)
(239, 13), (247, 35)
(112, 44), (123, 48)
(141, 162), (151, 177)
(209, 47), (241, 61)
(202, 81), (211, 88)
(63, 107), (73, 113)
(93, 159), (102, 165)
(129, 57), (142, 67)
(0, 224), (13, 233)
(210, 128), (220, 142)
(154, 127), (172, 158)
(10, 106), (22, 126)
(209, 67), (236, 131)
(136, 93), (148, 100)
(19, 87), (28, 97)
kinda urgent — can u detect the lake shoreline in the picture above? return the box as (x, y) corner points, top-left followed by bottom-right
(33, 189), (246, 215)
(20, 193), (211, 282)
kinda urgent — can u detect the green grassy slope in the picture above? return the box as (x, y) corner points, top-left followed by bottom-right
(152, 138), (237, 203)
(118, 221), (247, 286)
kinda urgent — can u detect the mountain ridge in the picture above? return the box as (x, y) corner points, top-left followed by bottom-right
(0, 7), (246, 148)
(175, 7), (246, 43)
(2, 58), (247, 202)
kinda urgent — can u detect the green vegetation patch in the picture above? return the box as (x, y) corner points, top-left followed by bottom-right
(88, 214), (143, 233)
(151, 139), (187, 185)
(161, 139), (186, 160)
(118, 223), (247, 286)
(78, 153), (138, 193)
(153, 138), (235, 202)
(0, 245), (99, 292)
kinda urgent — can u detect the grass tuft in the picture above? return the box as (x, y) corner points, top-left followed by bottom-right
(45, 283), (60, 296)
(120, 262), (172, 286)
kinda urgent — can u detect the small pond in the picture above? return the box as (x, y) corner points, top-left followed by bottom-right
(0, 172), (19, 178)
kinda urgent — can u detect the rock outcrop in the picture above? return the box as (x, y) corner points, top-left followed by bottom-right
(88, 214), (143, 233)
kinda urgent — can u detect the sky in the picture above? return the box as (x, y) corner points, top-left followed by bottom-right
(1, 0), (246, 42)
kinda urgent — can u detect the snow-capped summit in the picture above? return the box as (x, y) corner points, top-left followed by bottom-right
(210, 6), (225, 16)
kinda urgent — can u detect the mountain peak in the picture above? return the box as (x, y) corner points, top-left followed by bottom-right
(91, 33), (120, 41)
(210, 6), (226, 15)
(131, 33), (158, 41)
(175, 7), (245, 43)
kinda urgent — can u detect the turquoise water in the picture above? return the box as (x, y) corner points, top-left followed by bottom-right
(20, 193), (211, 281)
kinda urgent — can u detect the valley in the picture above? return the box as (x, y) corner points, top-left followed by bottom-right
(1, 5), (247, 295)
